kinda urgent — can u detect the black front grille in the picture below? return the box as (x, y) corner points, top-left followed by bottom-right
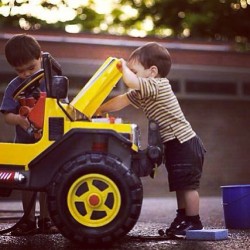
(49, 117), (64, 141)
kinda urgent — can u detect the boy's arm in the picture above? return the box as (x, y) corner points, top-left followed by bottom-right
(96, 94), (130, 116)
(3, 112), (30, 131)
(118, 59), (140, 90)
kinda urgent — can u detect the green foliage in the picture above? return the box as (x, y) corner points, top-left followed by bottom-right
(116, 0), (250, 42)
(0, 0), (105, 32)
(0, 0), (249, 45)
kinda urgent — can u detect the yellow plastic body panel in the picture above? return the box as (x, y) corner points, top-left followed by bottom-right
(0, 99), (59, 169)
(0, 98), (138, 170)
(70, 57), (122, 119)
(0, 57), (138, 171)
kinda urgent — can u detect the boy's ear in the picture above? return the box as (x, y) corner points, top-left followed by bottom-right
(149, 65), (158, 77)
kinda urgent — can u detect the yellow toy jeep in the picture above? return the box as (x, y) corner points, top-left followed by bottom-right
(0, 53), (163, 245)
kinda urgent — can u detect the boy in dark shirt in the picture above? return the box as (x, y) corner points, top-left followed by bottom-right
(0, 34), (58, 235)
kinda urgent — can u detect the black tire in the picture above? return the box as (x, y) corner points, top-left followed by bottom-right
(47, 153), (143, 245)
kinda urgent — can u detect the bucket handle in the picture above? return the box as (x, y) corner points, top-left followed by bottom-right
(222, 192), (250, 205)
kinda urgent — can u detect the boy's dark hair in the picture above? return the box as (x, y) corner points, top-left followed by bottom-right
(5, 34), (41, 67)
(128, 42), (172, 77)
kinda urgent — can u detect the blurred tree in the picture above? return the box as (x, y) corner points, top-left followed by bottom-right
(114, 0), (250, 43)
(0, 0), (105, 32)
(0, 0), (249, 45)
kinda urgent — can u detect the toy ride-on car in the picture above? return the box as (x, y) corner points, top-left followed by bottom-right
(0, 53), (163, 245)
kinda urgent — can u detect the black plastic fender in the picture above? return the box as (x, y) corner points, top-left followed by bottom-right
(28, 129), (134, 190)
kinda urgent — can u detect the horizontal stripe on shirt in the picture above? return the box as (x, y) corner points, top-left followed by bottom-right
(127, 77), (196, 143)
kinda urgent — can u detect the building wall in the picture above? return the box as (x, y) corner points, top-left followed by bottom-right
(0, 29), (250, 196)
(116, 100), (250, 197)
(1, 30), (250, 100)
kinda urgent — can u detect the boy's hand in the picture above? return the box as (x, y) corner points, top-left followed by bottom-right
(18, 115), (30, 131)
(94, 108), (103, 117)
(116, 58), (127, 73)
(116, 60), (122, 72)
(3, 112), (30, 131)
(118, 59), (140, 90)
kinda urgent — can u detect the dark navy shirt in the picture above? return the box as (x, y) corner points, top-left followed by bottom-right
(0, 76), (45, 143)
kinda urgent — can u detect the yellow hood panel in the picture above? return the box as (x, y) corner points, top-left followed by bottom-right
(70, 57), (122, 120)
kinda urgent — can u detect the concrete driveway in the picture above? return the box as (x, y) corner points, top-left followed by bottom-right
(0, 197), (250, 250)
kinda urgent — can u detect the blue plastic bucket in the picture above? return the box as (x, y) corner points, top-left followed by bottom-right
(221, 185), (250, 229)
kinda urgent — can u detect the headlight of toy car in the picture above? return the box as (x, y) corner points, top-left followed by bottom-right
(130, 124), (140, 149)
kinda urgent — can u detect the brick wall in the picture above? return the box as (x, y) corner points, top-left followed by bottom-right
(0, 29), (250, 68)
(0, 29), (250, 196)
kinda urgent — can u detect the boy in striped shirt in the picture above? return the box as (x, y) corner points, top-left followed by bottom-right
(97, 42), (206, 237)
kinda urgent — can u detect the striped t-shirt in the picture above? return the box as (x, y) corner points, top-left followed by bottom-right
(126, 77), (196, 143)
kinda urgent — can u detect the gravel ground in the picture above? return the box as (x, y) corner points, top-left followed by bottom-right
(0, 197), (250, 250)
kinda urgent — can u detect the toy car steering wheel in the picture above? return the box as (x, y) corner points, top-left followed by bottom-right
(13, 69), (44, 100)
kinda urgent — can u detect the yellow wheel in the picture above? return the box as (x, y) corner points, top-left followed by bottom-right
(67, 173), (121, 227)
(48, 153), (143, 245)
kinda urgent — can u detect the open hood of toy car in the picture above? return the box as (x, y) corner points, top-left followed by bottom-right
(70, 57), (122, 120)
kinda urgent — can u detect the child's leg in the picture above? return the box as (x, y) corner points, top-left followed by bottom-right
(176, 189), (200, 216)
(11, 191), (37, 236)
(174, 189), (203, 237)
(163, 191), (186, 236)
(163, 136), (205, 236)
(176, 190), (185, 210)
(38, 192), (59, 234)
(22, 190), (36, 221)
(39, 192), (50, 219)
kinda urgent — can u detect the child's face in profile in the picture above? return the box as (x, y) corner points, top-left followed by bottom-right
(128, 59), (157, 78)
(14, 57), (41, 80)
(128, 59), (153, 78)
